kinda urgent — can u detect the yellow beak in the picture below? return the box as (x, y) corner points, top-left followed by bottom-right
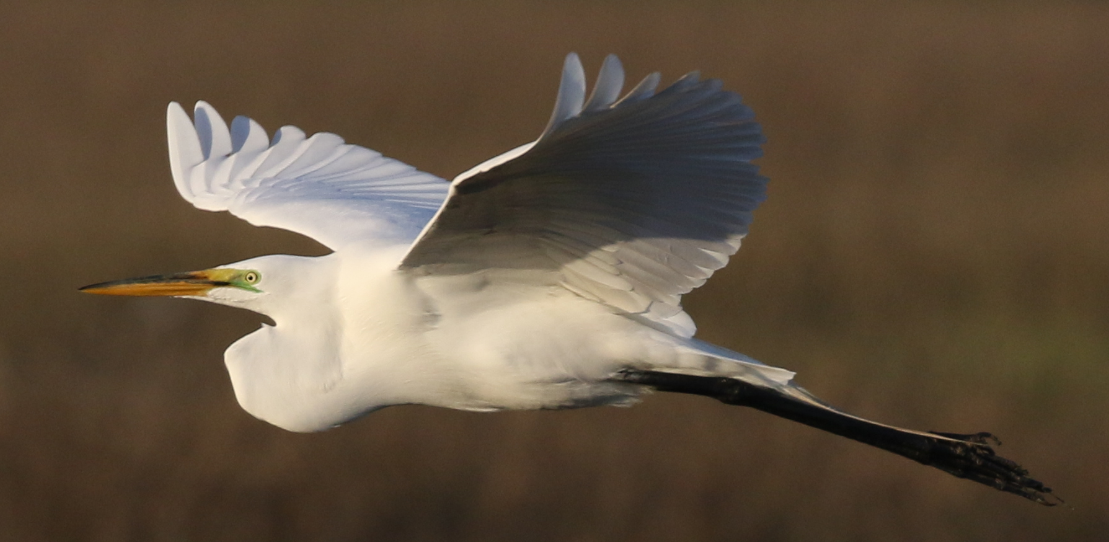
(79, 269), (233, 297)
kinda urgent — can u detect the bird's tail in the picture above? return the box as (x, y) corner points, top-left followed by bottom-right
(613, 368), (1060, 506)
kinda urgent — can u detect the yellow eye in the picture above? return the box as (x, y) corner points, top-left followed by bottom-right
(244, 271), (260, 284)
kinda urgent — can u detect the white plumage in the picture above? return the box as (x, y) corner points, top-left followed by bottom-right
(167, 101), (448, 250)
(142, 52), (794, 431)
(82, 53), (1058, 505)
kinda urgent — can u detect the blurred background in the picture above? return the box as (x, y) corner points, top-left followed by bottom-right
(1, 1), (1107, 540)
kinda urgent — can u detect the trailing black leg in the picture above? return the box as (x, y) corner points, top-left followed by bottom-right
(615, 369), (1059, 506)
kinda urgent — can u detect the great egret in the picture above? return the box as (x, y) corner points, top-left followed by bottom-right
(82, 53), (1056, 504)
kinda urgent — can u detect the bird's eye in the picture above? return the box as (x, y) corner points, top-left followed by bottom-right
(244, 271), (260, 284)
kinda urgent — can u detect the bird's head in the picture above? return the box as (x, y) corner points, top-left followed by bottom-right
(80, 263), (265, 306)
(78, 255), (324, 317)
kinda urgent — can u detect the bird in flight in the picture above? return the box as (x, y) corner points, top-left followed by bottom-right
(82, 53), (1056, 505)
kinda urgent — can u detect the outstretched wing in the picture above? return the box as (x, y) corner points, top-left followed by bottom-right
(401, 54), (768, 337)
(167, 102), (449, 251)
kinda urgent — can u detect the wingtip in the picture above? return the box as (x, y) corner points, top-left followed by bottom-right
(166, 101), (203, 198)
(540, 53), (588, 139)
(583, 54), (626, 113)
(616, 72), (662, 105)
(229, 115), (269, 154)
(192, 101), (232, 160)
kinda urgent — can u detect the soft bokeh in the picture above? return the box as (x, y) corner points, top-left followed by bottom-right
(1, 2), (1106, 541)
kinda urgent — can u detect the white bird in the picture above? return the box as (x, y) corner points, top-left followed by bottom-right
(82, 53), (1055, 504)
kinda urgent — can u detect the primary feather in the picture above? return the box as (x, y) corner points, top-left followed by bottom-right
(167, 53), (767, 337)
(403, 54), (766, 336)
(167, 101), (449, 251)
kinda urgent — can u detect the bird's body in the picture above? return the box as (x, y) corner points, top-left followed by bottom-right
(217, 245), (789, 432)
(83, 53), (1056, 504)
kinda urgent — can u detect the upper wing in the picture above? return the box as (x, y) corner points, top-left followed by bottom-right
(401, 54), (768, 337)
(167, 102), (449, 251)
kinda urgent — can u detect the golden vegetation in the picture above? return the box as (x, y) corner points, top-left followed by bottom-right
(1, 2), (1107, 540)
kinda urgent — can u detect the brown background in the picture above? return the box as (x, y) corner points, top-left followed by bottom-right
(1, 1), (1107, 541)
